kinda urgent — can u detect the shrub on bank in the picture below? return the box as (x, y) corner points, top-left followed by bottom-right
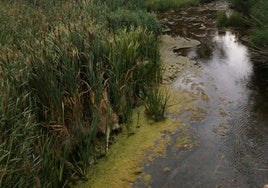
(217, 10), (247, 28)
(228, 0), (254, 15)
(216, 10), (229, 27)
(228, 11), (248, 27)
(106, 9), (161, 35)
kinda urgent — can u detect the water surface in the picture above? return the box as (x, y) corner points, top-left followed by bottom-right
(135, 1), (268, 187)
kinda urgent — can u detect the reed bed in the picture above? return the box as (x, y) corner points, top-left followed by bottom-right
(0, 0), (166, 187)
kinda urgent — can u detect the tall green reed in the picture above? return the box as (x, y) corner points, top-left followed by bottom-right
(0, 0), (166, 187)
(143, 87), (170, 121)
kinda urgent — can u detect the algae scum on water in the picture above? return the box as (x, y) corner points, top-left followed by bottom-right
(160, 35), (201, 84)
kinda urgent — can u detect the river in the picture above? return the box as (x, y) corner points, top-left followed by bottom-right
(134, 1), (268, 187)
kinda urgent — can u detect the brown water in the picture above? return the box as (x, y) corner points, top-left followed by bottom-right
(134, 1), (268, 187)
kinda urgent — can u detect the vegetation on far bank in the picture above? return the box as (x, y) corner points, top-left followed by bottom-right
(217, 0), (268, 48)
(144, 0), (200, 11)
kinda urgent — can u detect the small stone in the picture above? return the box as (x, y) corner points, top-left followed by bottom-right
(163, 167), (170, 172)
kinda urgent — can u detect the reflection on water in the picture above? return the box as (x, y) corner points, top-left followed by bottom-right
(191, 31), (252, 100)
(200, 30), (267, 187)
(136, 1), (268, 187)
(179, 27), (268, 188)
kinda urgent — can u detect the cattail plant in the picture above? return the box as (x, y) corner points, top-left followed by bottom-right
(0, 0), (168, 187)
